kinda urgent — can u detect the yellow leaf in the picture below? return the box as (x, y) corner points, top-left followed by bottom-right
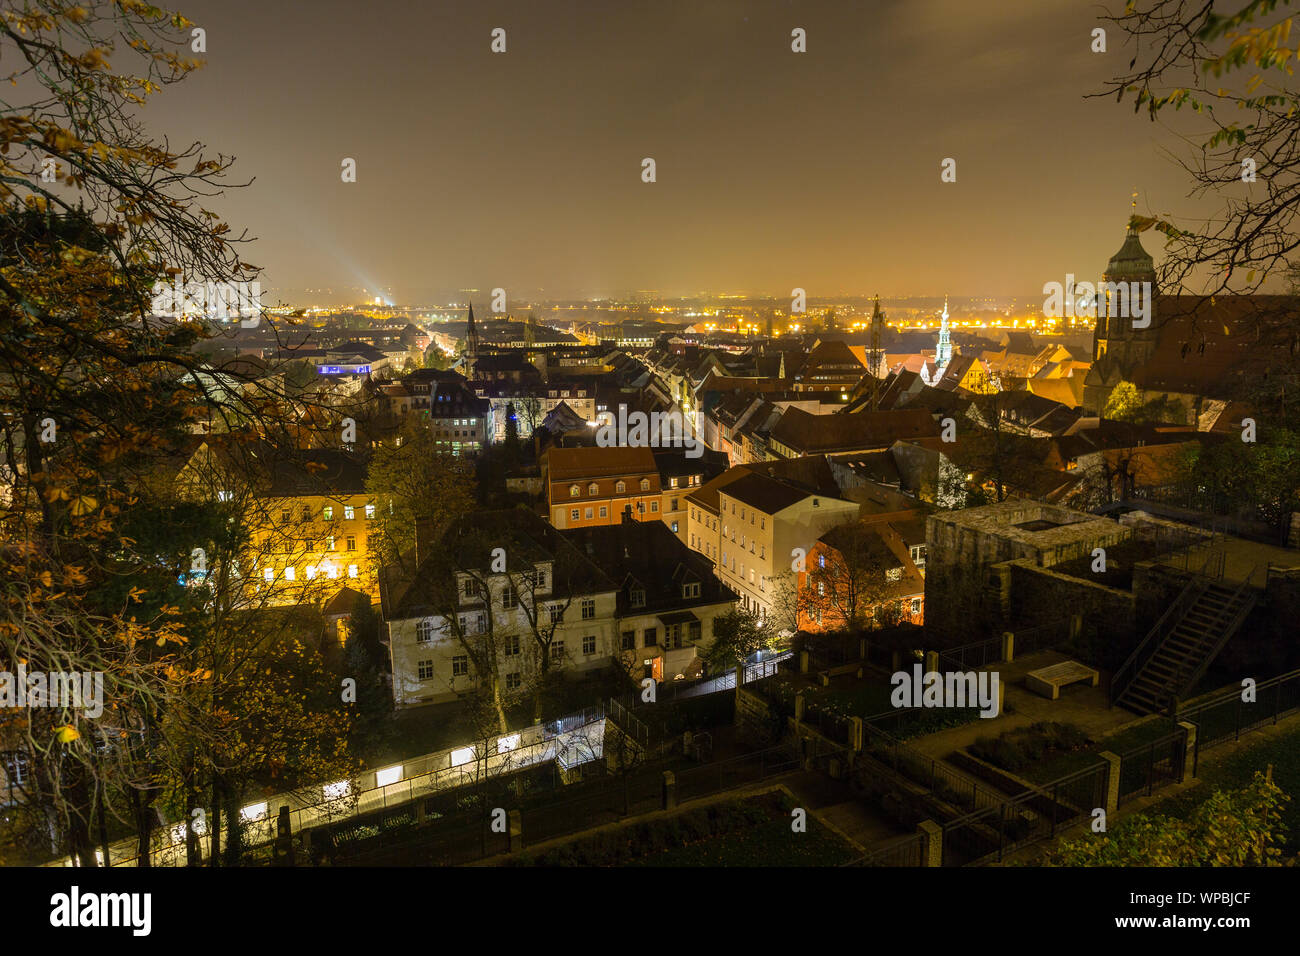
(54, 725), (79, 744)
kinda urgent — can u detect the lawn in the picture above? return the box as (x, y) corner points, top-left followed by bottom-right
(1152, 723), (1300, 854)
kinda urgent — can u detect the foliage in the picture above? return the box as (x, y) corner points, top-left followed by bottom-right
(701, 607), (777, 674)
(364, 415), (476, 577)
(1048, 770), (1293, 866)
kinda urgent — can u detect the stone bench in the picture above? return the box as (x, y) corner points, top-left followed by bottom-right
(1025, 661), (1099, 700)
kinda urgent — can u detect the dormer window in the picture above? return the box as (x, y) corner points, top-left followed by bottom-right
(682, 582), (701, 599)
(588, 482), (599, 495)
(616, 481), (626, 493)
(640, 479), (650, 491)
(570, 485), (580, 497)
(630, 588), (645, 608)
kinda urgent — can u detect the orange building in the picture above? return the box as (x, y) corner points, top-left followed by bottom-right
(797, 519), (925, 632)
(545, 445), (663, 529)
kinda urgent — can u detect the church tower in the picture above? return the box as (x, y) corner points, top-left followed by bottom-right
(1092, 213), (1157, 367)
(1083, 212), (1159, 414)
(936, 295), (953, 369)
(464, 300), (480, 380)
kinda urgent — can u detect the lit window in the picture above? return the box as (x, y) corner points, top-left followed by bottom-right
(616, 481), (626, 493)
(640, 479), (650, 491)
(365, 504), (376, 519)
(571, 508), (580, 522)
(347, 564), (359, 578)
(570, 485), (580, 497)
(344, 505), (355, 520)
(584, 507), (594, 519)
(284, 566), (296, 581)
(263, 568), (274, 582)
(305, 565), (317, 579)
(588, 482), (598, 495)
(323, 506), (333, 521)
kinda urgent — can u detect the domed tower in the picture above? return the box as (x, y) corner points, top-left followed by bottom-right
(1093, 221), (1157, 365)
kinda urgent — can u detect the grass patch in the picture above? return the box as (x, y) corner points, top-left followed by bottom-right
(1153, 723), (1300, 854)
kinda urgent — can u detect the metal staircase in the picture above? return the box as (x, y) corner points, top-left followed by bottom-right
(1111, 571), (1259, 715)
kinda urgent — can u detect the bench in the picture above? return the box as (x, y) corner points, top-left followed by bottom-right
(1025, 661), (1099, 700)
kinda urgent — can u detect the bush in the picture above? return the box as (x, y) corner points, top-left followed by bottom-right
(970, 722), (1092, 773)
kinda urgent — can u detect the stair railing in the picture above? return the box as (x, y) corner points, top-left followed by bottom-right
(1174, 565), (1261, 702)
(1110, 576), (1206, 706)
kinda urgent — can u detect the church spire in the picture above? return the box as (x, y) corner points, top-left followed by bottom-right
(464, 299), (479, 379)
(936, 295), (952, 369)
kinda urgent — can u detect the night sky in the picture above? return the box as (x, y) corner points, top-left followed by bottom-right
(144, 0), (1215, 303)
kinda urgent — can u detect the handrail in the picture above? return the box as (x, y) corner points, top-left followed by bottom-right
(1174, 565), (1259, 701)
(1111, 575), (1205, 705)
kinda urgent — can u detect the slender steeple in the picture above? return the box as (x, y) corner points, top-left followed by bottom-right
(936, 295), (953, 368)
(464, 300), (479, 379)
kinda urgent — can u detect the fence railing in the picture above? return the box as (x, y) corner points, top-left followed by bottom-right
(1178, 668), (1300, 767)
(1115, 728), (1188, 808)
(842, 831), (926, 867)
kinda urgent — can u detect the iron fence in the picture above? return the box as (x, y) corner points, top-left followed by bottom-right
(940, 761), (1108, 866)
(1115, 729), (1188, 808)
(1178, 668), (1300, 772)
(842, 831), (927, 867)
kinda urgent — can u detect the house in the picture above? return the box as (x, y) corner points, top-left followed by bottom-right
(383, 510), (738, 706)
(544, 445), (663, 529)
(798, 520), (926, 632)
(177, 441), (380, 603)
(686, 458), (858, 623)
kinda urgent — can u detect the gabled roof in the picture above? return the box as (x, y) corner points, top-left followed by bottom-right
(390, 509), (616, 617)
(771, 406), (938, 454)
(561, 519), (736, 615)
(546, 444), (658, 480)
(718, 471), (819, 515)
(685, 455), (842, 513)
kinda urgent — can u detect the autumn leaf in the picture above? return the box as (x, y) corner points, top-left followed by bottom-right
(54, 725), (80, 744)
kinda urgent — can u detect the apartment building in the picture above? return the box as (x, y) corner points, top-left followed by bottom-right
(177, 442), (380, 604)
(384, 510), (737, 706)
(686, 458), (858, 622)
(545, 445), (663, 529)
